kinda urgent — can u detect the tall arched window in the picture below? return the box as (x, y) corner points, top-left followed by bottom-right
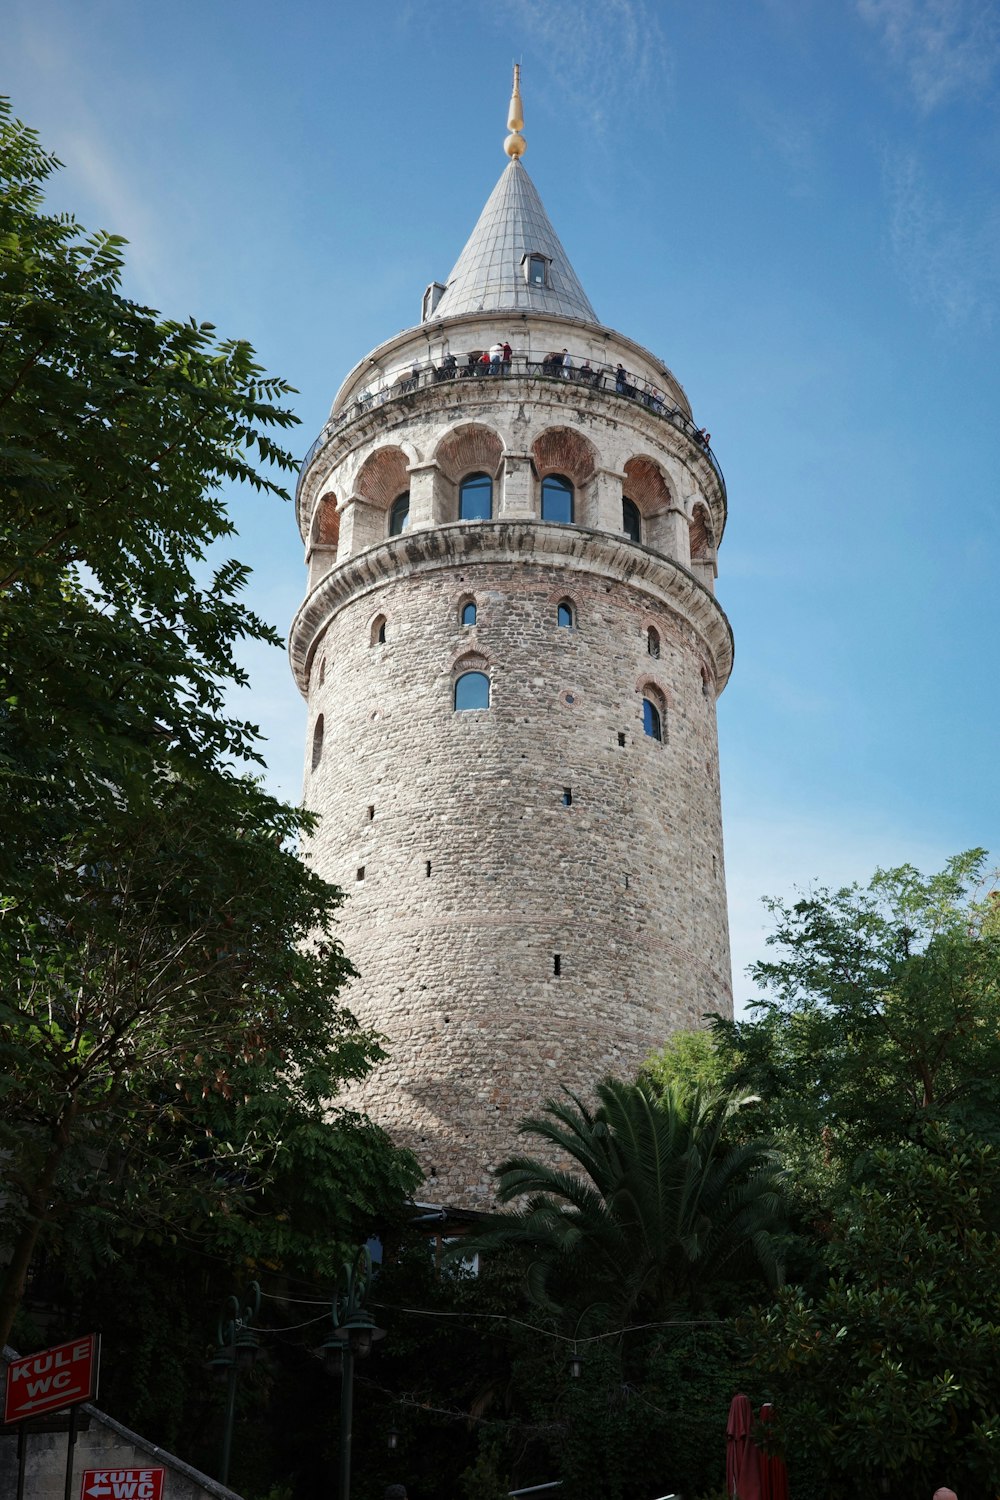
(623, 498), (642, 543)
(541, 474), (574, 525)
(460, 600), (477, 626)
(311, 714), (325, 769)
(454, 672), (490, 711)
(459, 472), (492, 521)
(557, 600), (575, 629)
(642, 698), (663, 742)
(389, 492), (410, 535)
(647, 627), (660, 658)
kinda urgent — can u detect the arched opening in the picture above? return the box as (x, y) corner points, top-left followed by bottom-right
(454, 672), (490, 711)
(311, 714), (325, 769)
(623, 458), (674, 554)
(556, 599), (575, 629)
(459, 472), (492, 521)
(460, 599), (477, 627)
(371, 615), (387, 646)
(541, 474), (574, 525)
(623, 498), (642, 544)
(642, 699), (662, 742)
(647, 627), (660, 659)
(389, 492), (410, 536)
(689, 504), (715, 563)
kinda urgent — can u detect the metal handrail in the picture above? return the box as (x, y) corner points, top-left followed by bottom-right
(296, 350), (724, 505)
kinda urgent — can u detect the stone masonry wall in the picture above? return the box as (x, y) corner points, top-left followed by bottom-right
(300, 533), (732, 1205)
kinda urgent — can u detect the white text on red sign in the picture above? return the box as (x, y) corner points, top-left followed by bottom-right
(81, 1468), (166, 1500)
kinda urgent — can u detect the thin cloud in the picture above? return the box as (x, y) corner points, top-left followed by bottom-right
(858, 0), (1000, 112)
(884, 147), (1000, 329)
(499, 0), (675, 136)
(745, 96), (820, 198)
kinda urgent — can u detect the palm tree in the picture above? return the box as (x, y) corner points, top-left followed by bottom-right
(467, 1078), (785, 1333)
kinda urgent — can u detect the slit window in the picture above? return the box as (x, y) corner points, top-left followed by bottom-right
(562, 787), (573, 806)
(553, 954), (561, 976)
(541, 473), (574, 525)
(389, 491), (410, 536)
(311, 715), (325, 770)
(454, 671), (490, 711)
(356, 866), (365, 882)
(557, 600), (575, 629)
(623, 498), (642, 543)
(618, 731), (626, 747)
(461, 600), (477, 627)
(459, 472), (492, 521)
(647, 627), (660, 658)
(643, 698), (663, 742)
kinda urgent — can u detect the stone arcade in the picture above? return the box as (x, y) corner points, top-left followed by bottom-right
(289, 71), (734, 1206)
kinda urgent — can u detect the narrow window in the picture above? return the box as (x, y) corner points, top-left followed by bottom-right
(367, 805), (375, 821)
(623, 498), (642, 544)
(356, 866), (365, 882)
(553, 954), (561, 977)
(311, 715), (325, 770)
(425, 860), (432, 877)
(461, 601), (477, 627)
(389, 491), (410, 536)
(624, 874), (630, 889)
(454, 671), (490, 711)
(562, 787), (572, 806)
(643, 698), (663, 741)
(541, 474), (574, 525)
(647, 627), (660, 658)
(459, 473), (492, 521)
(557, 600), (575, 629)
(319, 657), (326, 685)
(617, 731), (626, 746)
(371, 614), (387, 646)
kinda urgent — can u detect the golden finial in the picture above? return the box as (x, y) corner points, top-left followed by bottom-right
(504, 64), (527, 159)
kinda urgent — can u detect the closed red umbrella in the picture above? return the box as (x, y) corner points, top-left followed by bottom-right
(725, 1393), (762, 1500)
(758, 1403), (789, 1500)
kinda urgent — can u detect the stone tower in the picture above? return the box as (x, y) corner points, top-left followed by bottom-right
(289, 73), (733, 1206)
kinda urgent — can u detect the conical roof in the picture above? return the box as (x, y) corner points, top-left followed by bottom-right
(432, 158), (597, 323)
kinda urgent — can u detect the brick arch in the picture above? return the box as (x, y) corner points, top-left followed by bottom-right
(357, 446), (410, 512)
(311, 492), (340, 547)
(531, 427), (597, 487)
(635, 673), (671, 708)
(434, 423), (504, 483)
(623, 457), (672, 518)
(690, 503), (715, 561)
(450, 647), (491, 675)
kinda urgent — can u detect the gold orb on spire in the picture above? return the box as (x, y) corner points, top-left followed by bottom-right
(504, 63), (526, 158)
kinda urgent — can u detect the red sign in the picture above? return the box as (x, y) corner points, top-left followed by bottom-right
(3, 1333), (100, 1422)
(81, 1470), (166, 1500)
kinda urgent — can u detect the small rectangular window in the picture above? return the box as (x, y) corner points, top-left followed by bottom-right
(356, 866), (365, 882)
(367, 805), (375, 821)
(425, 860), (432, 877)
(562, 787), (572, 806)
(553, 954), (561, 977)
(618, 731), (626, 747)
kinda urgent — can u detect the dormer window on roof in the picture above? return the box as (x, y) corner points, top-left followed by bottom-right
(523, 253), (550, 289)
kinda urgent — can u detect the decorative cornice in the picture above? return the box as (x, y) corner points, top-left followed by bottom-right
(289, 521), (734, 695)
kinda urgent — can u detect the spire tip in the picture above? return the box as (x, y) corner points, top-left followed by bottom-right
(505, 64), (526, 158)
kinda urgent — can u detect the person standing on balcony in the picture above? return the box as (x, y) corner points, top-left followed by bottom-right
(501, 340), (512, 375)
(490, 341), (503, 374)
(615, 362), (628, 393)
(561, 348), (572, 376)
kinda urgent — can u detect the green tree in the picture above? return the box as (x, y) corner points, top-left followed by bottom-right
(714, 851), (1000, 1198)
(0, 98), (421, 1345)
(468, 1079), (785, 1332)
(746, 1128), (1000, 1498)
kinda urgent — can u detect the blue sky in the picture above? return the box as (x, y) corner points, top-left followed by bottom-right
(7, 0), (999, 1006)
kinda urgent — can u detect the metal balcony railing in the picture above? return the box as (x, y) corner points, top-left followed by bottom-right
(296, 349), (724, 505)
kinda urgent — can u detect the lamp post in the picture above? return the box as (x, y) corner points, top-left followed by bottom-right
(317, 1247), (385, 1500)
(209, 1281), (261, 1487)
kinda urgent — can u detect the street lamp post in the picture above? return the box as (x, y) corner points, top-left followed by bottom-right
(209, 1281), (261, 1487)
(317, 1247), (385, 1500)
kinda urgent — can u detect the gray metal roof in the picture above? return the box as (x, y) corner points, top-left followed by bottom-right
(431, 159), (598, 323)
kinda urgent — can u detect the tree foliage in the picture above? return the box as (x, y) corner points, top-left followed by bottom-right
(467, 1079), (785, 1333)
(0, 97), (420, 1346)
